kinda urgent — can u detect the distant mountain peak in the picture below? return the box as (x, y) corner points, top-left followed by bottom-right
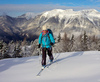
(80, 9), (98, 13)
(18, 12), (38, 20)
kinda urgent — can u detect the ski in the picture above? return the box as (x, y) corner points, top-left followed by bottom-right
(37, 65), (47, 76)
(36, 62), (52, 76)
(46, 62), (53, 68)
(36, 53), (59, 76)
(36, 69), (44, 76)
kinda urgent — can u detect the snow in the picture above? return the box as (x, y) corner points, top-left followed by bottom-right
(41, 9), (100, 21)
(41, 9), (76, 19)
(0, 51), (100, 82)
(42, 9), (89, 17)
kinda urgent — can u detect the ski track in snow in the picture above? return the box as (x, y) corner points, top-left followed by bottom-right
(0, 51), (100, 82)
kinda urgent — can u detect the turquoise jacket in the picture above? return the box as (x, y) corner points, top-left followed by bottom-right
(38, 32), (55, 48)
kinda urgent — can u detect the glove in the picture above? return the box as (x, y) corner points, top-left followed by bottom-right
(50, 42), (54, 46)
(38, 44), (41, 48)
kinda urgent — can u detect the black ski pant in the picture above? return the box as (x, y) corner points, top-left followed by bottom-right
(42, 47), (54, 66)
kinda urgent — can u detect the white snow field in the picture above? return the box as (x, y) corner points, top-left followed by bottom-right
(0, 51), (100, 82)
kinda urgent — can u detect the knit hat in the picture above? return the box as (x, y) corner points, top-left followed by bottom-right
(42, 25), (47, 30)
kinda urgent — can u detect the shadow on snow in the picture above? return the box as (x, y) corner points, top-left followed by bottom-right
(53, 51), (84, 64)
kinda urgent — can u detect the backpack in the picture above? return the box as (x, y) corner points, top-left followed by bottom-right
(47, 29), (54, 37)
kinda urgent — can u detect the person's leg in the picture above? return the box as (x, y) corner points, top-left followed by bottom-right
(47, 47), (54, 62)
(42, 48), (46, 66)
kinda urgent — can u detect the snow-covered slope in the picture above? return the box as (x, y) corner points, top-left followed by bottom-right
(0, 51), (100, 82)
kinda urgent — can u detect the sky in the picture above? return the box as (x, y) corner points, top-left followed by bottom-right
(0, 0), (100, 17)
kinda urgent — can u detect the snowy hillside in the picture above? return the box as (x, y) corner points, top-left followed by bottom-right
(0, 51), (100, 82)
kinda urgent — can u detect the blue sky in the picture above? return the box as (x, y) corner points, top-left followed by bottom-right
(0, 0), (100, 17)
(0, 0), (85, 5)
(0, 0), (99, 6)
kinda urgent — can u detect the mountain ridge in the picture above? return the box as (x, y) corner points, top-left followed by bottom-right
(0, 9), (100, 42)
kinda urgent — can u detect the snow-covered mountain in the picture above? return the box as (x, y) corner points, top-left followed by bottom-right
(0, 51), (100, 82)
(38, 9), (100, 36)
(21, 9), (100, 37)
(1, 9), (100, 42)
(41, 9), (100, 21)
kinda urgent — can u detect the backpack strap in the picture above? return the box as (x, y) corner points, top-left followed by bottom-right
(47, 34), (51, 43)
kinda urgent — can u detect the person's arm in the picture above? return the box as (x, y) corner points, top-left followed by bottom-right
(49, 34), (55, 44)
(38, 33), (42, 48)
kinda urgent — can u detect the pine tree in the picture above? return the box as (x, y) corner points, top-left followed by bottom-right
(0, 40), (3, 59)
(13, 41), (22, 58)
(62, 32), (70, 52)
(58, 33), (61, 42)
(68, 34), (75, 51)
(80, 31), (88, 51)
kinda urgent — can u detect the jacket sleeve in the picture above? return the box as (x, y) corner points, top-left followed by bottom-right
(38, 33), (42, 44)
(49, 33), (55, 44)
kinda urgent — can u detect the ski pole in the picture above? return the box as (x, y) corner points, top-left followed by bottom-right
(37, 44), (41, 64)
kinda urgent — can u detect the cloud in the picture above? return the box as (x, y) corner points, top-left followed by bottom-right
(0, 4), (100, 17)
(0, 4), (66, 12)
(0, 4), (65, 16)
